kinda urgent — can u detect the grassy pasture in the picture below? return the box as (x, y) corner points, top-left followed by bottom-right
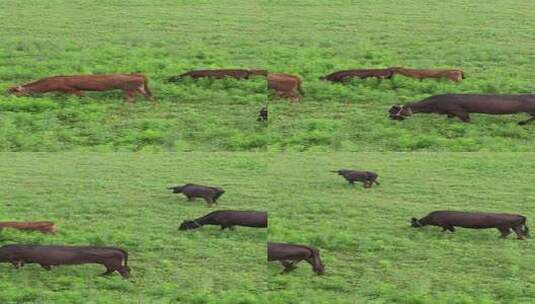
(1, 153), (534, 303)
(267, 153), (535, 303)
(1, 0), (535, 151)
(0, 153), (268, 303)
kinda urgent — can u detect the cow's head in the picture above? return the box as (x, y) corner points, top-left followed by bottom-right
(249, 69), (268, 76)
(167, 186), (183, 193)
(389, 105), (412, 120)
(410, 218), (423, 228)
(7, 86), (27, 96)
(179, 220), (201, 230)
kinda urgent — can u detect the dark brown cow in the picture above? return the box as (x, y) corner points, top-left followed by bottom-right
(267, 73), (304, 102)
(179, 210), (267, 230)
(7, 74), (155, 102)
(390, 67), (464, 82)
(168, 69), (268, 82)
(0, 221), (56, 234)
(268, 242), (325, 275)
(257, 106), (268, 122)
(411, 211), (529, 239)
(332, 169), (380, 188)
(168, 184), (225, 205)
(0, 245), (130, 277)
(389, 94), (535, 125)
(320, 69), (394, 82)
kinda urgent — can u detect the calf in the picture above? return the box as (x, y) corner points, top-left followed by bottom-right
(0, 221), (56, 234)
(268, 242), (325, 275)
(167, 184), (225, 205)
(320, 68), (394, 82)
(410, 211), (529, 239)
(168, 69), (268, 82)
(257, 106), (268, 122)
(267, 73), (304, 102)
(390, 67), (464, 82)
(7, 74), (155, 102)
(332, 169), (380, 188)
(389, 94), (535, 125)
(179, 210), (267, 230)
(0, 245), (130, 277)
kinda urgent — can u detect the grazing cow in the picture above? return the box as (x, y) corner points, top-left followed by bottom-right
(267, 73), (304, 102)
(390, 67), (464, 82)
(167, 184), (225, 205)
(389, 94), (535, 125)
(179, 210), (267, 230)
(7, 74), (155, 102)
(0, 245), (130, 277)
(168, 69), (268, 82)
(268, 242), (325, 275)
(319, 68), (394, 82)
(410, 211), (529, 239)
(332, 169), (380, 188)
(258, 106), (268, 122)
(0, 221), (56, 234)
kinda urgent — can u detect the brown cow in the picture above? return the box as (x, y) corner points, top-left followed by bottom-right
(268, 242), (325, 275)
(267, 73), (304, 102)
(168, 69), (268, 82)
(320, 69), (394, 82)
(390, 67), (464, 82)
(0, 221), (56, 234)
(7, 74), (155, 102)
(0, 245), (130, 278)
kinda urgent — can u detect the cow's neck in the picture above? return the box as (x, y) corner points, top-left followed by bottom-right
(406, 101), (432, 113)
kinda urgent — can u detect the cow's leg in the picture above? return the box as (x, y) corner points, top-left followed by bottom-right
(11, 261), (23, 269)
(498, 227), (512, 238)
(518, 114), (535, 126)
(363, 181), (372, 188)
(122, 90), (135, 103)
(512, 226), (526, 240)
(442, 225), (455, 232)
(186, 195), (194, 201)
(452, 111), (470, 123)
(280, 260), (298, 274)
(136, 85), (155, 102)
(447, 114), (455, 119)
(40, 264), (52, 271)
(99, 265), (115, 276)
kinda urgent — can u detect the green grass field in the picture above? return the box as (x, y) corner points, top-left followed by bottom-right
(1, 0), (535, 151)
(1, 153), (534, 303)
(0, 154), (268, 303)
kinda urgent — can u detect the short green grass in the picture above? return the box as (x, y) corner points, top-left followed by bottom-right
(0, 153), (268, 303)
(2, 1), (535, 151)
(267, 153), (535, 303)
(1, 153), (534, 303)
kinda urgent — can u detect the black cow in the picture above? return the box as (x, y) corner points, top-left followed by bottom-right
(332, 169), (380, 188)
(0, 245), (130, 277)
(389, 94), (535, 125)
(268, 242), (325, 275)
(168, 184), (225, 205)
(411, 211), (529, 239)
(179, 210), (267, 230)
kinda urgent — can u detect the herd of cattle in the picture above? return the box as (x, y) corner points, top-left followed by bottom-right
(0, 168), (530, 277)
(7, 67), (535, 125)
